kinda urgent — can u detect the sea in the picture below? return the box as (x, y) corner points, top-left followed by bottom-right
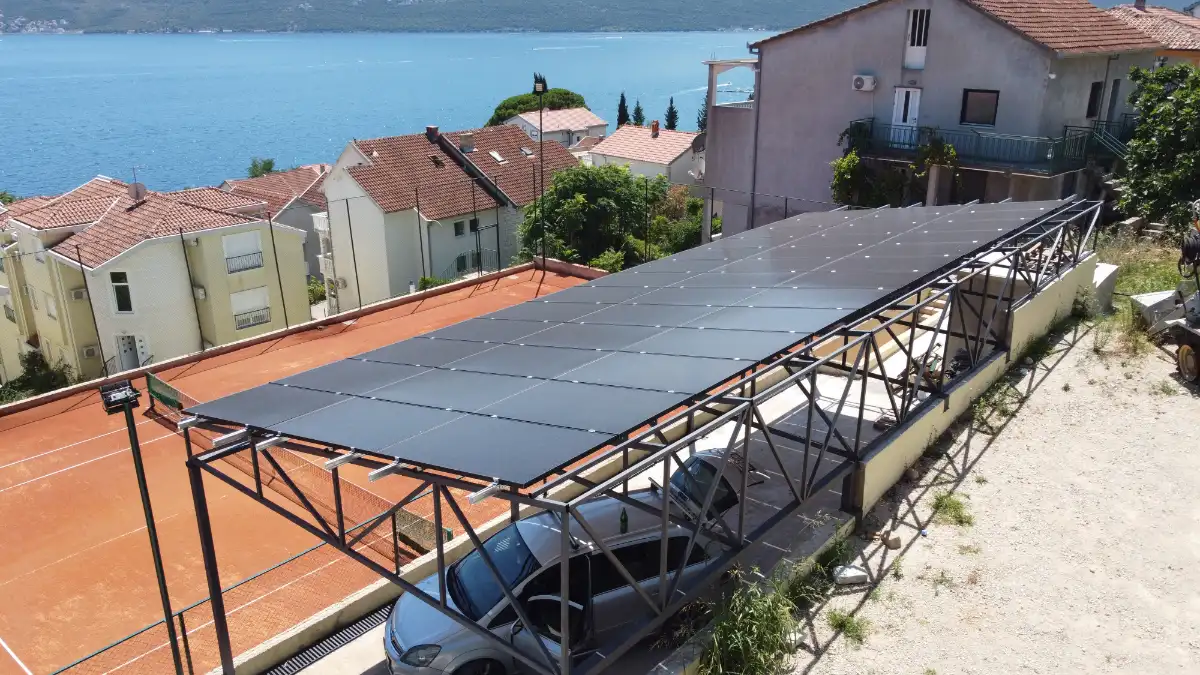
(0, 32), (765, 197)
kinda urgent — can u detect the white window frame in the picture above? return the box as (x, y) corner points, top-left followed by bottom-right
(45, 293), (57, 319)
(110, 271), (134, 314)
(904, 9), (931, 70)
(230, 286), (272, 330)
(25, 285), (38, 311)
(454, 221), (466, 237)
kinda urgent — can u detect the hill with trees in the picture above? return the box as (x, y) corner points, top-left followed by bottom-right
(0, 0), (849, 33)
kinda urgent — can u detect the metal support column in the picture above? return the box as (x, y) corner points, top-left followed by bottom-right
(187, 459), (235, 674)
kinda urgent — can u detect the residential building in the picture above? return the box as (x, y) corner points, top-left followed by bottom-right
(588, 122), (701, 183)
(221, 164), (330, 278)
(0, 177), (309, 381)
(1108, 2), (1200, 65)
(703, 0), (1170, 235)
(317, 124), (578, 311)
(506, 107), (608, 147)
(1186, 1), (1200, 18)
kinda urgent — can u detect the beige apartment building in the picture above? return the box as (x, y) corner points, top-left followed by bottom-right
(0, 177), (309, 383)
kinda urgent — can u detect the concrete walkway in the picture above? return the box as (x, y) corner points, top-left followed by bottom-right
(301, 624), (389, 675)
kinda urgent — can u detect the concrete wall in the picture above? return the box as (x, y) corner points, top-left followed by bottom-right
(589, 153), (671, 179)
(0, 239), (34, 382)
(53, 261), (103, 379)
(275, 203), (322, 279)
(508, 117), (607, 147)
(860, 254), (1096, 510)
(323, 164), (389, 309)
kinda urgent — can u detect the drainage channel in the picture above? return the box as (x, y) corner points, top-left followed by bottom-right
(264, 605), (391, 675)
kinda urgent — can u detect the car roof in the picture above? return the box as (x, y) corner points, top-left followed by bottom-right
(515, 488), (671, 566)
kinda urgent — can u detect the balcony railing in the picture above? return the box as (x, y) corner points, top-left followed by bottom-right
(234, 307), (271, 330)
(845, 118), (1091, 176)
(716, 100), (754, 110)
(3, 305), (14, 323)
(226, 251), (264, 274)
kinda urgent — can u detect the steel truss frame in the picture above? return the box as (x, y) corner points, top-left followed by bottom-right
(186, 200), (1101, 675)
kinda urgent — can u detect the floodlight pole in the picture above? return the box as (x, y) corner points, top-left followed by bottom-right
(535, 74), (547, 268)
(188, 457), (236, 674)
(123, 401), (185, 675)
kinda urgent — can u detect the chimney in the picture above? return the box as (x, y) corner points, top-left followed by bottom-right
(1134, 0), (1146, 9)
(651, 120), (660, 138)
(459, 132), (475, 153)
(425, 125), (440, 142)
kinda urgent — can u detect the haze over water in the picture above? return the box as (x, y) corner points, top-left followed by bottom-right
(0, 32), (762, 196)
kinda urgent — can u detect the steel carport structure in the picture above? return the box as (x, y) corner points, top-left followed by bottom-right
(182, 197), (1101, 675)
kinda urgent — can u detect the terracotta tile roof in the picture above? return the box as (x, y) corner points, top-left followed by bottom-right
(570, 136), (604, 151)
(513, 107), (608, 133)
(225, 164), (330, 215)
(168, 187), (267, 214)
(752, 0), (1161, 54)
(1108, 4), (1200, 51)
(346, 125), (578, 220)
(590, 125), (699, 166)
(52, 192), (258, 268)
(1, 196), (55, 225)
(7, 178), (128, 231)
(967, 0), (1163, 54)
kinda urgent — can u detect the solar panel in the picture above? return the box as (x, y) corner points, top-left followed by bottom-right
(189, 199), (1070, 486)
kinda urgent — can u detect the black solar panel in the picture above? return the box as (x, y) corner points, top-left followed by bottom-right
(189, 200), (1069, 486)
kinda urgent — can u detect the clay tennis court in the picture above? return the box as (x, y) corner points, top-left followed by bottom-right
(0, 268), (586, 675)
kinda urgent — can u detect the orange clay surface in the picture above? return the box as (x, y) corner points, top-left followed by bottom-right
(0, 270), (584, 675)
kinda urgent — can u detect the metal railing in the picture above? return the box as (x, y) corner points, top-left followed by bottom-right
(3, 305), (13, 323)
(1091, 113), (1139, 144)
(233, 307), (270, 330)
(716, 100), (754, 109)
(225, 251), (264, 274)
(442, 248), (500, 281)
(845, 118), (1090, 175)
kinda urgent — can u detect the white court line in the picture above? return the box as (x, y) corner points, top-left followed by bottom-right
(102, 536), (388, 675)
(0, 432), (176, 495)
(0, 417), (160, 471)
(0, 634), (33, 675)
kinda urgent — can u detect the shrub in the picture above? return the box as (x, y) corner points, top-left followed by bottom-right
(587, 249), (625, 274)
(418, 276), (452, 291)
(699, 569), (796, 675)
(307, 277), (326, 304)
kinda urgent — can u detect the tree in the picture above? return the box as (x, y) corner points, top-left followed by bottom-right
(0, 191), (15, 206)
(248, 157), (276, 178)
(697, 103), (708, 133)
(0, 351), (75, 403)
(664, 97), (679, 131)
(518, 164), (669, 266)
(632, 100), (646, 126)
(1119, 64), (1200, 231)
(485, 84), (588, 126)
(616, 92), (630, 127)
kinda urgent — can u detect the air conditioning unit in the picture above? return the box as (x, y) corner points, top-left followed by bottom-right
(193, 286), (207, 300)
(336, 277), (349, 289)
(70, 288), (87, 301)
(852, 75), (877, 92)
(81, 345), (99, 359)
(188, 239), (200, 247)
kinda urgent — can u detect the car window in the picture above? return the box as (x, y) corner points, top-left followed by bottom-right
(670, 458), (738, 516)
(519, 554), (590, 604)
(449, 523), (540, 621)
(591, 536), (709, 595)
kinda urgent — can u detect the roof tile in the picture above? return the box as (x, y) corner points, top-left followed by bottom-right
(1108, 4), (1200, 51)
(590, 125), (698, 166)
(513, 107), (608, 133)
(225, 164), (330, 214)
(168, 187), (268, 213)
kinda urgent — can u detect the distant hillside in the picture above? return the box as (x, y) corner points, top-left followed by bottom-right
(0, 0), (848, 33)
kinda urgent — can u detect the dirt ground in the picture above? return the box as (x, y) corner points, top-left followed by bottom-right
(790, 321), (1200, 674)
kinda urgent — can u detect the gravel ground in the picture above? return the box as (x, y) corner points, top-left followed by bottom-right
(790, 322), (1200, 675)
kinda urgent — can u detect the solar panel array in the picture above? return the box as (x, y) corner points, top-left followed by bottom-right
(190, 200), (1066, 486)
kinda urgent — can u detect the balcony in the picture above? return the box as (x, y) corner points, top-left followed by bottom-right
(844, 118), (1090, 176)
(4, 304), (15, 323)
(234, 307), (271, 330)
(226, 251), (264, 274)
(716, 100), (754, 110)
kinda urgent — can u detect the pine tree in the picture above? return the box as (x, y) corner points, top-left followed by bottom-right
(632, 100), (646, 126)
(617, 92), (630, 126)
(697, 103), (708, 132)
(664, 97), (679, 131)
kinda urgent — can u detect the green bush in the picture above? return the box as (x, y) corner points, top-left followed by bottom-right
(486, 87), (588, 126)
(307, 277), (327, 305)
(587, 249), (625, 274)
(418, 276), (452, 291)
(699, 569), (796, 675)
(0, 351), (75, 403)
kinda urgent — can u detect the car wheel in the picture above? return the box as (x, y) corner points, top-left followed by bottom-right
(455, 659), (506, 675)
(1178, 343), (1199, 382)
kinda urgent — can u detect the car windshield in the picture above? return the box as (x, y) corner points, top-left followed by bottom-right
(670, 457), (737, 516)
(448, 522), (540, 621)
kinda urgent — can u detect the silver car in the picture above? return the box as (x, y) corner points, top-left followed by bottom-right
(384, 453), (742, 675)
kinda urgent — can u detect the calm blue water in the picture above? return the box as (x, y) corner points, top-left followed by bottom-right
(0, 32), (762, 196)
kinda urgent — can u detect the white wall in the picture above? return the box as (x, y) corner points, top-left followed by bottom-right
(323, 155), (390, 309)
(83, 239), (201, 368)
(590, 153), (671, 179)
(507, 117), (607, 147)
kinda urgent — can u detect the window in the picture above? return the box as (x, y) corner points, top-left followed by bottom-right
(1107, 79), (1122, 121)
(25, 285), (38, 311)
(222, 230), (263, 273)
(469, 218), (479, 233)
(33, 239), (45, 263)
(960, 89), (999, 126)
(0, 254), (6, 273)
(590, 537), (710, 596)
(1086, 81), (1104, 119)
(45, 293), (57, 319)
(110, 272), (132, 313)
(230, 286), (271, 330)
(450, 523), (539, 622)
(904, 9), (931, 69)
(456, 254), (468, 274)
(454, 221), (466, 237)
(489, 150), (507, 165)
